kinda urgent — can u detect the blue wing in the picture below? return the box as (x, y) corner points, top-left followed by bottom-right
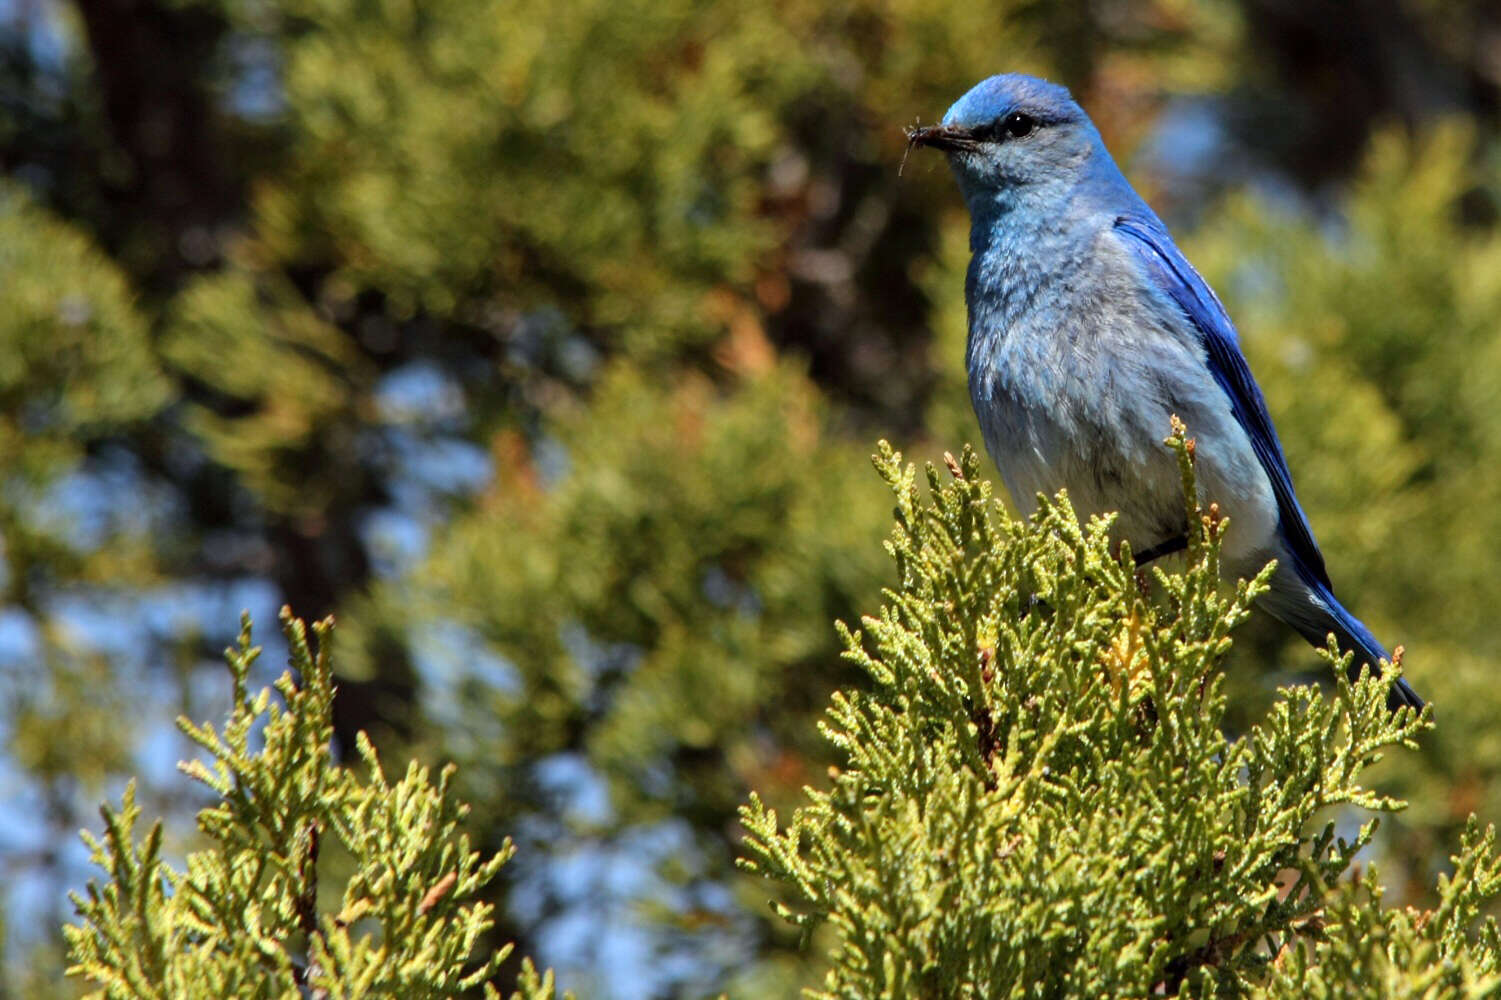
(1112, 214), (1332, 591)
(1114, 215), (1425, 712)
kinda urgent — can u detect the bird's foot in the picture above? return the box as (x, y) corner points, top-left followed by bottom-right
(1133, 534), (1188, 567)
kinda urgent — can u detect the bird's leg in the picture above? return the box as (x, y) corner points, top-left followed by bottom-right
(1133, 534), (1188, 567)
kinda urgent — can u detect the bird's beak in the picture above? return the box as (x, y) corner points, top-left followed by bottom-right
(905, 123), (979, 154)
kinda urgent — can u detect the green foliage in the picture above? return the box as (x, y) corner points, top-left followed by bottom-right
(238, 0), (1234, 359)
(163, 268), (372, 517)
(0, 183), (167, 445)
(1262, 821), (1501, 996)
(0, 183), (174, 906)
(741, 433), (1501, 996)
(395, 363), (889, 820)
(64, 609), (563, 1000)
(262, 0), (791, 353)
(0, 182), (169, 590)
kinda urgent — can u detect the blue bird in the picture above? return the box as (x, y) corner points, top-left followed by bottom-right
(908, 74), (1422, 711)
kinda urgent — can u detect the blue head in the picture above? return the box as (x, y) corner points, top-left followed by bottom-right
(908, 74), (1116, 216)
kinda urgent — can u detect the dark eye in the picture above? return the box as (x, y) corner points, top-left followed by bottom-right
(1001, 112), (1037, 139)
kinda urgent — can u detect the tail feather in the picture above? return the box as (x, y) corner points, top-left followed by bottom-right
(1321, 591), (1424, 712)
(1260, 567), (1424, 713)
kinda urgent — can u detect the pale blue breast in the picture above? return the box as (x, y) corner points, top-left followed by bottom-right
(965, 225), (1279, 575)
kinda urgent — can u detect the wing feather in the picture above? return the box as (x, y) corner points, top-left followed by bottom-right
(1113, 214), (1331, 590)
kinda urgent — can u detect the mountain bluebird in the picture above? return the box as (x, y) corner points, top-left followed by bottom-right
(908, 73), (1422, 711)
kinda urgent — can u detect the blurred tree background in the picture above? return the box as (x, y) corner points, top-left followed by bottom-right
(1, 0), (1500, 995)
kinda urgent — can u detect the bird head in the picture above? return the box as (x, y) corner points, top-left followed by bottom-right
(907, 74), (1104, 211)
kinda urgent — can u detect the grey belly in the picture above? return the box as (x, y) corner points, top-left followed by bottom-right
(974, 377), (1186, 549)
(969, 338), (1280, 575)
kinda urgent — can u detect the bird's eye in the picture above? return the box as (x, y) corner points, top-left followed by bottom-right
(1001, 112), (1037, 139)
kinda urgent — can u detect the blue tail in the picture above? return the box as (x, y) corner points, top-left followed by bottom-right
(1261, 568), (1424, 713)
(1319, 588), (1423, 712)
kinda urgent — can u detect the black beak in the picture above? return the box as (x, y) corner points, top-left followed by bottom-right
(905, 123), (979, 154)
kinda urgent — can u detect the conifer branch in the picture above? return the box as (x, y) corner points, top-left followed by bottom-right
(64, 610), (568, 999)
(738, 432), (1499, 995)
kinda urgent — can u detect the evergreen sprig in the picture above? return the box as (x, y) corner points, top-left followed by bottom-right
(65, 607), (564, 1000)
(740, 427), (1499, 996)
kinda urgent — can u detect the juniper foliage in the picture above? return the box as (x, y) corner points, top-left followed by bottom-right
(64, 608), (564, 1000)
(741, 430), (1501, 996)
